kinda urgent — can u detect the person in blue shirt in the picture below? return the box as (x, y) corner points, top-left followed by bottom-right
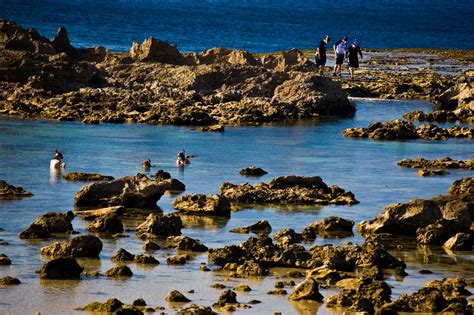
(346, 39), (363, 80)
(314, 35), (330, 75)
(333, 36), (348, 77)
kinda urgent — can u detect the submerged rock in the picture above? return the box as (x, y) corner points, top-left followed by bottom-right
(230, 220), (272, 234)
(172, 194), (231, 216)
(199, 124), (224, 132)
(0, 180), (33, 199)
(40, 234), (103, 257)
(301, 216), (354, 240)
(38, 257), (83, 279)
(74, 174), (171, 208)
(63, 172), (114, 181)
(220, 175), (358, 206)
(417, 169), (450, 176)
(239, 167), (268, 177)
(135, 213), (183, 238)
(165, 290), (191, 302)
(19, 211), (74, 239)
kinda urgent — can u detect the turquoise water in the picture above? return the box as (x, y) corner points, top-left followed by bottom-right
(0, 99), (473, 314)
(1, 0), (474, 52)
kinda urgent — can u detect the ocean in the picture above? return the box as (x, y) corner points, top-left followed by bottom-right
(1, 0), (474, 52)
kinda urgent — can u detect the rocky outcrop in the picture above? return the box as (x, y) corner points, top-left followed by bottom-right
(130, 37), (187, 64)
(40, 234), (103, 257)
(343, 119), (473, 140)
(301, 216), (354, 240)
(436, 77), (474, 111)
(380, 278), (472, 314)
(403, 109), (473, 123)
(208, 235), (405, 275)
(135, 213), (183, 239)
(63, 172), (114, 181)
(0, 180), (33, 199)
(358, 177), (473, 245)
(38, 257), (83, 279)
(326, 278), (392, 313)
(86, 213), (123, 233)
(219, 175), (358, 206)
(74, 174), (171, 208)
(19, 211), (74, 239)
(1, 21), (355, 126)
(398, 157), (474, 170)
(239, 166), (268, 177)
(172, 194), (231, 216)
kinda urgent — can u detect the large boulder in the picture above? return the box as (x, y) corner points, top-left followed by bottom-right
(0, 180), (33, 199)
(19, 211), (74, 239)
(38, 257), (83, 279)
(74, 174), (169, 208)
(130, 37), (187, 65)
(172, 194), (231, 216)
(135, 213), (182, 238)
(40, 234), (103, 257)
(219, 175), (358, 205)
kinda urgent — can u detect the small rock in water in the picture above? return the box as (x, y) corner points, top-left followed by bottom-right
(134, 254), (160, 265)
(0, 253), (12, 265)
(62, 172), (114, 181)
(38, 257), (83, 279)
(81, 298), (123, 312)
(167, 254), (190, 265)
(0, 180), (33, 199)
(106, 266), (133, 278)
(233, 284), (252, 292)
(142, 240), (161, 251)
(239, 166), (268, 177)
(165, 290), (191, 302)
(417, 168), (449, 176)
(267, 289), (287, 295)
(132, 298), (146, 306)
(419, 269), (434, 274)
(0, 276), (21, 285)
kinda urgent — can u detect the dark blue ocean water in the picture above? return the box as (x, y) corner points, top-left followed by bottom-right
(1, 0), (474, 52)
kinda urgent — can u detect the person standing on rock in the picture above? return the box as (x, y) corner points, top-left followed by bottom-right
(346, 39), (363, 80)
(50, 150), (66, 170)
(333, 36), (348, 77)
(314, 35), (330, 75)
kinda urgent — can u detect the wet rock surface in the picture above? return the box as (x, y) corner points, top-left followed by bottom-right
(38, 257), (83, 279)
(343, 119), (473, 140)
(219, 175), (358, 206)
(63, 172), (114, 181)
(135, 213), (183, 238)
(74, 174), (173, 208)
(0, 21), (355, 126)
(358, 177), (473, 245)
(0, 180), (33, 199)
(172, 194), (231, 216)
(40, 234), (103, 257)
(239, 166), (268, 177)
(19, 211), (74, 239)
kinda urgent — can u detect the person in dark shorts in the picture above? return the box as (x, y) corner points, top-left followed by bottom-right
(333, 36), (348, 76)
(346, 39), (363, 80)
(314, 35), (330, 75)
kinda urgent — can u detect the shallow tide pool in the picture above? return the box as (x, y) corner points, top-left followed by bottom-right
(0, 98), (473, 314)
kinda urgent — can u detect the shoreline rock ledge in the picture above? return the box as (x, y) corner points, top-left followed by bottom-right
(0, 20), (355, 126)
(219, 175), (358, 206)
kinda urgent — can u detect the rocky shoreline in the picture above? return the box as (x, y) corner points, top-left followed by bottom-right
(1, 20), (473, 127)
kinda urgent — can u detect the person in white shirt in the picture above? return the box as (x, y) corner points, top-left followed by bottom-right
(333, 36), (348, 77)
(50, 150), (66, 170)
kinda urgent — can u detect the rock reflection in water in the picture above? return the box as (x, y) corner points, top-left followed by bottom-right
(178, 214), (230, 230)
